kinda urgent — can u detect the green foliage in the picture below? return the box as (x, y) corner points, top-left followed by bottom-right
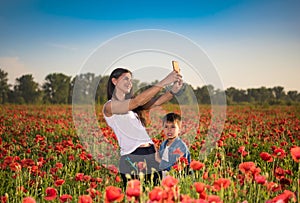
(0, 69), (11, 104)
(1, 69), (300, 105)
(12, 74), (42, 104)
(42, 73), (71, 104)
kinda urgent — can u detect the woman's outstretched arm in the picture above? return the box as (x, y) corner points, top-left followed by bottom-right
(104, 71), (181, 116)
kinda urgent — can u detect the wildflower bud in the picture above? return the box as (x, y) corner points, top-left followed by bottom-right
(125, 173), (132, 180)
(139, 172), (145, 181)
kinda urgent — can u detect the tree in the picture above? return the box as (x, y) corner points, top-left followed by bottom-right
(225, 87), (247, 104)
(13, 74), (41, 104)
(195, 85), (214, 104)
(72, 73), (98, 104)
(95, 75), (109, 104)
(42, 73), (71, 104)
(287, 91), (299, 102)
(247, 87), (274, 104)
(213, 88), (227, 105)
(273, 86), (286, 100)
(0, 68), (11, 104)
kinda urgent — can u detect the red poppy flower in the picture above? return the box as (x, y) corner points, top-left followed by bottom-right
(270, 190), (296, 203)
(83, 175), (91, 182)
(162, 175), (178, 188)
(0, 195), (8, 203)
(75, 173), (84, 181)
(59, 194), (72, 203)
(105, 186), (124, 203)
(78, 195), (93, 203)
(9, 162), (21, 172)
(89, 182), (97, 189)
(137, 161), (146, 171)
(274, 167), (285, 179)
(290, 146), (300, 162)
(239, 162), (256, 174)
(106, 165), (118, 175)
(86, 188), (101, 199)
(194, 182), (207, 199)
(194, 182), (205, 193)
(55, 162), (63, 169)
(44, 187), (57, 201)
(194, 199), (208, 203)
(35, 134), (45, 142)
(17, 186), (28, 193)
(50, 167), (58, 175)
(126, 179), (141, 198)
(279, 177), (292, 187)
(22, 197), (36, 203)
(213, 178), (231, 191)
(255, 175), (266, 185)
(115, 176), (121, 183)
(173, 163), (183, 171)
(54, 179), (65, 187)
(273, 148), (286, 159)
(202, 171), (209, 180)
(238, 146), (248, 157)
(180, 194), (194, 203)
(266, 182), (281, 192)
(149, 187), (164, 201)
(178, 157), (188, 165)
(207, 195), (222, 203)
(190, 160), (205, 170)
(260, 152), (273, 162)
(68, 155), (75, 161)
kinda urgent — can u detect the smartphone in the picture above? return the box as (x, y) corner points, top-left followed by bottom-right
(172, 61), (180, 73)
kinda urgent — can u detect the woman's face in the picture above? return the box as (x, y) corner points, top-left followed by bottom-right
(113, 72), (133, 94)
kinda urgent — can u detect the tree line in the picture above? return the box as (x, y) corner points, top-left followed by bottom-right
(1, 68), (300, 105)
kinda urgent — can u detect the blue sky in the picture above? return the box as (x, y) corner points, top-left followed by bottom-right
(0, 0), (300, 91)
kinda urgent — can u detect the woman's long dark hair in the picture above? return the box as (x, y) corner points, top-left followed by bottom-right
(107, 68), (148, 126)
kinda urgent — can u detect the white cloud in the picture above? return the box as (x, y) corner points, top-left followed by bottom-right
(0, 56), (30, 85)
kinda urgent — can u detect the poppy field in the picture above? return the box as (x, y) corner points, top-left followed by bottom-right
(0, 104), (300, 203)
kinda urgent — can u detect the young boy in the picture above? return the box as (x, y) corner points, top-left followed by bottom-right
(155, 113), (191, 174)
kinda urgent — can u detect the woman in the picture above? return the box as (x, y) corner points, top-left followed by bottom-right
(103, 67), (183, 187)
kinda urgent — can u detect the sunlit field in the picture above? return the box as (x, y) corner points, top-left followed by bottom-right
(0, 104), (299, 203)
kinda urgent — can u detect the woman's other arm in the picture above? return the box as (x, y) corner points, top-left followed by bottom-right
(142, 80), (184, 110)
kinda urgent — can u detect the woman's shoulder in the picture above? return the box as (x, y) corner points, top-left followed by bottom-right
(103, 100), (112, 117)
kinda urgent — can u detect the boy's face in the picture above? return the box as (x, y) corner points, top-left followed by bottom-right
(163, 121), (180, 140)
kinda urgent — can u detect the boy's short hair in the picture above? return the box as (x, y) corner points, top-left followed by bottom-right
(162, 113), (181, 127)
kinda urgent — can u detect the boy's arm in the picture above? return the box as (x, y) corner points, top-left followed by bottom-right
(155, 151), (162, 163)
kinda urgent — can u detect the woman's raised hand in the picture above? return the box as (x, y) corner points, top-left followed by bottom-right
(159, 71), (182, 87)
(171, 79), (184, 94)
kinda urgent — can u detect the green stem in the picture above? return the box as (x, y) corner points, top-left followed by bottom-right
(256, 184), (261, 203)
(297, 163), (299, 202)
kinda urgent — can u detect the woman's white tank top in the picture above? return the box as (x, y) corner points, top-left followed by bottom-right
(103, 110), (153, 156)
